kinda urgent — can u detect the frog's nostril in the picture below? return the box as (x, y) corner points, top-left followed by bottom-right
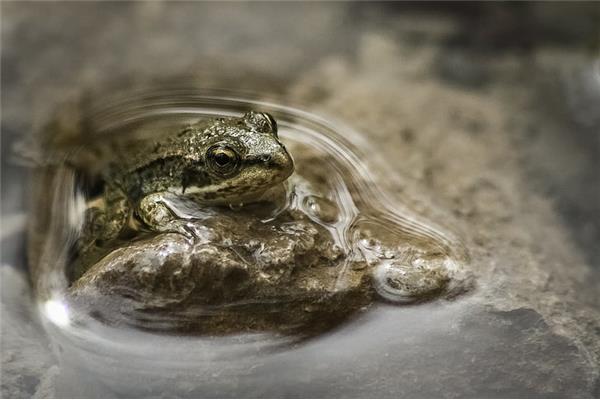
(260, 154), (272, 163)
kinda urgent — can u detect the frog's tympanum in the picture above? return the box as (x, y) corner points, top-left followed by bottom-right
(30, 108), (465, 337)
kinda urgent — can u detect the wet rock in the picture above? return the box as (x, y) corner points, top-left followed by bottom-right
(68, 209), (372, 335)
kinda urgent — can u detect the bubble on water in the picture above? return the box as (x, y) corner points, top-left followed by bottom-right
(372, 259), (450, 304)
(301, 195), (339, 224)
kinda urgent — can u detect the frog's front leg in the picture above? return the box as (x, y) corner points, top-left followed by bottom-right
(137, 192), (210, 240)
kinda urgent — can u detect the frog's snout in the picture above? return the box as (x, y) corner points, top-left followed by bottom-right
(269, 146), (294, 179)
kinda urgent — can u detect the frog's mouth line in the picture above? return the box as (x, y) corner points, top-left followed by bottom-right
(172, 163), (293, 204)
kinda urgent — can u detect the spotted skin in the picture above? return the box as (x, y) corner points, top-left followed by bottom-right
(81, 111), (294, 243)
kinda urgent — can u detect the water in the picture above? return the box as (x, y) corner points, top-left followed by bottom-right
(26, 88), (470, 397)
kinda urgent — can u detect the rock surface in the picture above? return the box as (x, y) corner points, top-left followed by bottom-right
(68, 209), (370, 335)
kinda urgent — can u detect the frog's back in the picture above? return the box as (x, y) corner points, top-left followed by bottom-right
(118, 118), (213, 169)
(106, 118), (219, 198)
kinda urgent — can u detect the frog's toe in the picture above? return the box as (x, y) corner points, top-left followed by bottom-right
(166, 220), (216, 244)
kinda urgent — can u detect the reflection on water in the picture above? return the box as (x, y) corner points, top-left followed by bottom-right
(28, 88), (470, 396)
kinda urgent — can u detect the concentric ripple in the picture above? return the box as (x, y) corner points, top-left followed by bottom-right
(28, 87), (471, 365)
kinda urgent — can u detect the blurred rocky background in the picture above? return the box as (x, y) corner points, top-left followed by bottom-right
(2, 2), (599, 397)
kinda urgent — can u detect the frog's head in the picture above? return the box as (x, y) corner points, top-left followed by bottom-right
(191, 111), (294, 205)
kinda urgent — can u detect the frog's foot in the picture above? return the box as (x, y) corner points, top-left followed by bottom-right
(137, 193), (212, 242)
(156, 219), (214, 243)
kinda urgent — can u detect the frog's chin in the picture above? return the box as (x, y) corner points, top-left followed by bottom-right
(179, 183), (288, 208)
(211, 191), (267, 207)
(247, 183), (288, 204)
(213, 183), (288, 208)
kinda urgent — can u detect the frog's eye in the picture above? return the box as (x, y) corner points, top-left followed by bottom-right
(206, 144), (241, 176)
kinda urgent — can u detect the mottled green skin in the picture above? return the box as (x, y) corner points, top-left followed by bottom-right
(83, 111), (294, 244)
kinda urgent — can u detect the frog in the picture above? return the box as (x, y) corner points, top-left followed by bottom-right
(81, 111), (294, 249)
